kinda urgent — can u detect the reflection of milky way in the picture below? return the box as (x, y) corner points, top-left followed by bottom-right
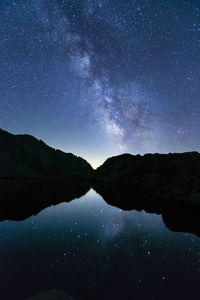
(1, 0), (200, 164)
(1, 191), (200, 299)
(102, 210), (164, 240)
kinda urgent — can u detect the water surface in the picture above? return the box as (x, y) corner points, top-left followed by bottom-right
(0, 189), (200, 299)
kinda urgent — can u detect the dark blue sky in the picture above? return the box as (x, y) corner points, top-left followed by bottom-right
(0, 0), (200, 167)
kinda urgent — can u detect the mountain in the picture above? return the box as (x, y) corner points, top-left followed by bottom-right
(93, 152), (200, 205)
(93, 152), (200, 236)
(0, 129), (93, 178)
(1, 130), (200, 236)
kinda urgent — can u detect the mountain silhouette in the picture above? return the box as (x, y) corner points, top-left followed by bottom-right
(0, 128), (93, 179)
(93, 152), (200, 236)
(94, 152), (200, 204)
(1, 129), (200, 236)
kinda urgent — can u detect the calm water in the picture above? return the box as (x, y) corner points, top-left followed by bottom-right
(0, 189), (200, 299)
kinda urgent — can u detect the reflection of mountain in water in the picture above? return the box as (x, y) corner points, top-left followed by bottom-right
(1, 179), (200, 238)
(1, 129), (200, 237)
(0, 179), (91, 221)
(93, 182), (200, 237)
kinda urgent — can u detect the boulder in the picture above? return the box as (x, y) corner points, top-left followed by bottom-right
(28, 289), (75, 300)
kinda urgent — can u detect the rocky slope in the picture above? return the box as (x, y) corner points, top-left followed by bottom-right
(94, 152), (200, 205)
(0, 129), (93, 178)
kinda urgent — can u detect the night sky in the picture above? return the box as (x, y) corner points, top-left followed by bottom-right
(1, 0), (200, 167)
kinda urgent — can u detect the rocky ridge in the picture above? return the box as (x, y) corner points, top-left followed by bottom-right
(0, 128), (93, 179)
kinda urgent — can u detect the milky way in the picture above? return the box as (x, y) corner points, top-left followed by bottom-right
(0, 0), (200, 167)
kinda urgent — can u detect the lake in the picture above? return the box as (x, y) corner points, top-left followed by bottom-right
(0, 188), (200, 299)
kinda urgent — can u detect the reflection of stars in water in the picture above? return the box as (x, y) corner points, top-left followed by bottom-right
(99, 209), (163, 242)
(2, 192), (200, 300)
(102, 215), (126, 239)
(28, 198), (200, 281)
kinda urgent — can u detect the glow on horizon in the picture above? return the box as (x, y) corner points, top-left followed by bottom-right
(76, 154), (106, 169)
(61, 147), (106, 169)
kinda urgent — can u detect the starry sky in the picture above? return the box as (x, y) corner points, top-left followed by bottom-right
(0, 0), (200, 167)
